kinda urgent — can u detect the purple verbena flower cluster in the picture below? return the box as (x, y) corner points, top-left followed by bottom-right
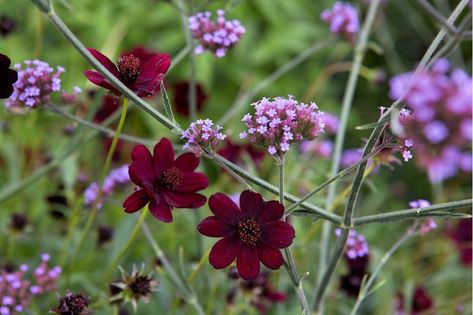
(380, 106), (415, 163)
(0, 254), (61, 315)
(390, 58), (472, 183)
(321, 2), (359, 44)
(182, 119), (226, 156)
(335, 229), (369, 259)
(84, 164), (130, 207)
(5, 60), (64, 109)
(189, 10), (245, 58)
(240, 96), (324, 157)
(300, 112), (338, 159)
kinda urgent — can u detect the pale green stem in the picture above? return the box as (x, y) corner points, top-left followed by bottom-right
(350, 224), (419, 315)
(69, 98), (128, 271)
(315, 1), (381, 311)
(141, 222), (205, 315)
(103, 207), (148, 284)
(278, 160), (311, 315)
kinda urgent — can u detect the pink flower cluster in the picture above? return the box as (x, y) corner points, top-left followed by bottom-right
(390, 58), (472, 182)
(182, 119), (226, 156)
(321, 2), (359, 44)
(0, 254), (61, 315)
(240, 96), (324, 157)
(5, 60), (79, 110)
(335, 229), (369, 259)
(189, 10), (245, 58)
(84, 164), (130, 207)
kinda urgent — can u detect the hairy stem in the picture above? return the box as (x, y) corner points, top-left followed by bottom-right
(278, 160), (311, 315)
(314, 1), (381, 311)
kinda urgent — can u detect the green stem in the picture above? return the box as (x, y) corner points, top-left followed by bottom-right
(314, 1), (381, 311)
(141, 222), (205, 315)
(69, 98), (128, 270)
(103, 207), (148, 283)
(45, 104), (155, 146)
(278, 160), (311, 315)
(350, 224), (418, 315)
(218, 38), (334, 125)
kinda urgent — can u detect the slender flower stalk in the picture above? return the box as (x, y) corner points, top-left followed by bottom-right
(277, 160), (311, 315)
(314, 1), (381, 311)
(69, 97), (128, 271)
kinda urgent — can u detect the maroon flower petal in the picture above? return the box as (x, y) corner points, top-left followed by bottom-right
(173, 152), (200, 172)
(132, 54), (169, 97)
(257, 200), (284, 224)
(176, 172), (209, 192)
(265, 291), (287, 302)
(209, 237), (239, 269)
(208, 193), (241, 225)
(153, 138), (174, 176)
(129, 145), (156, 184)
(260, 221), (295, 249)
(164, 192), (207, 208)
(123, 189), (149, 213)
(257, 244), (284, 270)
(239, 190), (264, 218)
(83, 70), (120, 95)
(236, 244), (260, 280)
(149, 200), (173, 223)
(198, 216), (235, 237)
(0, 53), (11, 69)
(87, 48), (119, 77)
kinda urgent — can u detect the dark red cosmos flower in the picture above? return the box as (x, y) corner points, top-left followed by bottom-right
(0, 53), (18, 98)
(93, 95), (120, 123)
(172, 81), (207, 116)
(447, 218), (472, 266)
(218, 139), (265, 168)
(227, 269), (286, 314)
(123, 137), (209, 223)
(198, 190), (295, 280)
(339, 254), (370, 297)
(84, 47), (170, 98)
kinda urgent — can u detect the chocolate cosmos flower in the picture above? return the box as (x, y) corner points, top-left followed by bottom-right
(84, 47), (170, 98)
(0, 53), (18, 98)
(123, 137), (209, 223)
(198, 190), (295, 280)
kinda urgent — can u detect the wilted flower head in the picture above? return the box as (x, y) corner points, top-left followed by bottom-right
(0, 54), (18, 99)
(227, 269), (286, 314)
(49, 291), (92, 315)
(5, 60), (64, 109)
(182, 119), (226, 156)
(198, 190), (295, 280)
(335, 229), (369, 259)
(84, 47), (170, 98)
(321, 2), (359, 44)
(240, 96), (324, 158)
(110, 264), (157, 312)
(389, 58), (472, 182)
(123, 138), (209, 223)
(189, 10), (245, 57)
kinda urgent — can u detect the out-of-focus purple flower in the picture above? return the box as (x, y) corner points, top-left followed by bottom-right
(84, 164), (130, 207)
(0, 16), (16, 37)
(389, 58), (472, 182)
(240, 96), (324, 158)
(182, 119), (226, 156)
(322, 112), (339, 134)
(408, 199), (431, 209)
(189, 10), (245, 58)
(340, 148), (363, 168)
(300, 140), (333, 159)
(409, 199), (436, 235)
(321, 2), (359, 44)
(5, 60), (64, 109)
(335, 229), (369, 259)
